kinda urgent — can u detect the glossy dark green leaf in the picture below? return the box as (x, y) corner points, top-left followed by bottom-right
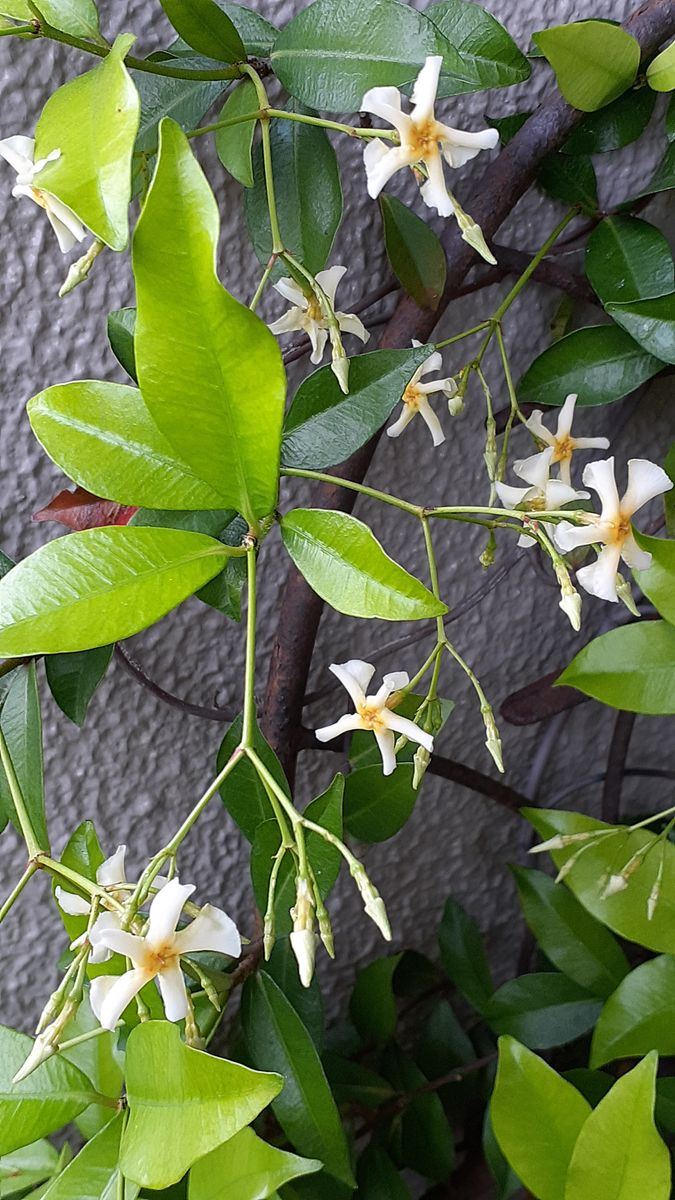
(217, 715), (288, 843)
(45, 645), (113, 726)
(563, 86), (656, 154)
(382, 1046), (454, 1182)
(215, 78), (258, 187)
(591, 956), (675, 1067)
(356, 1144), (410, 1200)
(265, 940), (325, 1051)
(656, 1076), (675, 1130)
(416, 999), (475, 1082)
(632, 141), (675, 198)
(429, 0), (530, 96)
(532, 22), (640, 111)
(585, 217), (674, 306)
(132, 67), (225, 184)
(281, 345), (432, 471)
(159, 0), (245, 62)
(484, 973), (601, 1049)
(488, 111), (530, 144)
(438, 895), (493, 1011)
(349, 955), (401, 1045)
(606, 293), (675, 364)
(0, 663), (48, 850)
(245, 102), (342, 276)
(512, 867), (628, 997)
(379, 195), (446, 310)
(667, 94), (675, 142)
(270, 0), (464, 113)
(0, 1026), (97, 1155)
(242, 973), (354, 1190)
(343, 764), (417, 843)
(537, 154), (598, 213)
(323, 1053), (395, 1108)
(281, 508), (446, 621)
(563, 1068), (614, 1108)
(519, 325), (662, 407)
(215, 2), (277, 55)
(107, 307), (137, 381)
(558, 620), (675, 714)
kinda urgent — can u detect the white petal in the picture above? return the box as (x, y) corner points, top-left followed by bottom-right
(545, 480), (588, 508)
(0, 135), (35, 177)
(360, 86), (408, 136)
(620, 530), (652, 572)
(622, 459), (674, 518)
(554, 520), (602, 552)
(269, 309), (304, 336)
(89, 944), (113, 965)
(43, 195), (86, 249)
(387, 406), (417, 438)
(416, 396), (445, 446)
(517, 532), (538, 548)
(274, 277), (306, 307)
(556, 393), (578, 438)
(90, 969), (149, 1031)
(374, 729), (397, 776)
(495, 481), (529, 508)
(420, 149), (452, 216)
(315, 265), (346, 308)
(173, 904), (241, 959)
(146, 878), (195, 948)
(383, 711), (434, 753)
(417, 350), (443, 378)
(315, 713), (365, 743)
(583, 457), (620, 521)
(410, 56), (443, 123)
(91, 927), (147, 964)
(514, 446), (554, 489)
(330, 659), (375, 705)
(55, 886), (90, 916)
(97, 846), (127, 888)
(157, 962), (190, 1022)
(576, 544), (622, 602)
(308, 323), (328, 365)
(337, 311), (369, 343)
(364, 142), (413, 199)
(381, 671), (410, 695)
(438, 124), (499, 168)
(45, 210), (80, 254)
(572, 436), (611, 451)
(524, 410), (554, 445)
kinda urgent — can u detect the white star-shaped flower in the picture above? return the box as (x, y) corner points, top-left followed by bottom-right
(56, 844), (128, 964)
(360, 56), (498, 218)
(495, 447), (589, 547)
(314, 659), (433, 777)
(0, 136), (86, 253)
(269, 265), (369, 365)
(522, 393), (610, 485)
(556, 457), (673, 602)
(387, 340), (457, 446)
(88, 877), (240, 1030)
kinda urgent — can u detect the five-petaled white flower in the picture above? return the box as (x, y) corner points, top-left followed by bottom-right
(360, 56), (498, 218)
(522, 393), (610, 486)
(269, 265), (369, 365)
(495, 447), (588, 547)
(387, 340), (457, 446)
(56, 844), (129, 964)
(0, 136), (86, 254)
(88, 877), (240, 1030)
(314, 660), (433, 776)
(555, 457), (673, 602)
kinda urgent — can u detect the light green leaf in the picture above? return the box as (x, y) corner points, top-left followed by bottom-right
(34, 35), (140, 250)
(215, 79), (258, 187)
(564, 1054), (670, 1200)
(133, 119), (285, 527)
(45, 645), (113, 727)
(484, 973), (601, 1050)
(280, 508), (446, 621)
(41, 1113), (137, 1200)
(188, 1125), (320, 1200)
(1, 0), (99, 38)
(585, 217), (674, 306)
(558, 620), (675, 714)
(606, 293), (675, 364)
(0, 1026), (97, 1155)
(379, 196), (446, 310)
(349, 955), (402, 1045)
(281, 345), (432, 471)
(429, 0), (530, 96)
(633, 531), (675, 623)
(647, 41), (675, 91)
(0, 662), (48, 849)
(0, 528), (233, 656)
(107, 308), (137, 381)
(270, 0), (465, 114)
(563, 87), (656, 155)
(28, 382), (234, 511)
(121, 1022), (282, 1190)
(159, 0), (245, 63)
(491, 1037), (591, 1200)
(518, 325), (662, 407)
(0, 1140), (60, 1196)
(591, 956), (675, 1067)
(438, 895), (493, 1011)
(512, 867), (629, 997)
(242, 973), (354, 1189)
(59, 997), (123, 1139)
(532, 22), (640, 112)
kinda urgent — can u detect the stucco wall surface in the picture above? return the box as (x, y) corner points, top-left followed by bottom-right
(0, 0), (673, 1029)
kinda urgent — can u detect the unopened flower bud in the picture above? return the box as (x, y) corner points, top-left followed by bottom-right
(14, 998), (79, 1084)
(263, 913), (275, 961)
(58, 239), (104, 298)
(317, 905), (335, 959)
(329, 332), (350, 394)
(184, 1003), (205, 1050)
(555, 561), (582, 630)
(450, 197), (496, 265)
(603, 873), (629, 898)
(290, 877), (317, 987)
(482, 706), (504, 773)
(413, 744), (432, 790)
(351, 864), (392, 941)
(616, 574), (640, 617)
(448, 391), (464, 417)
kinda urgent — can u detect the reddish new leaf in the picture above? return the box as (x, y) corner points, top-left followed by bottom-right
(33, 487), (137, 531)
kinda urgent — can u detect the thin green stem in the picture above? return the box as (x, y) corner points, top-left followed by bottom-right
(189, 106), (396, 141)
(242, 546), (258, 748)
(246, 747), (301, 831)
(495, 323), (527, 426)
(405, 643), (443, 694)
(282, 468), (423, 516)
(250, 255), (277, 311)
(0, 861), (38, 925)
(165, 749), (245, 854)
(188, 109), (264, 140)
(242, 65), (283, 253)
(37, 856), (125, 911)
(57, 1025), (113, 1053)
(0, 22), (33, 35)
(492, 209), (578, 323)
(427, 504), (586, 522)
(0, 727), (43, 857)
(31, 20), (242, 80)
(434, 322), (491, 351)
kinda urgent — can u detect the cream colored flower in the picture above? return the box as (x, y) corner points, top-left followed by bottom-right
(315, 659), (433, 776)
(0, 136), (86, 253)
(88, 878), (240, 1030)
(56, 845), (128, 965)
(269, 265), (369, 364)
(556, 457), (673, 602)
(361, 56), (498, 217)
(495, 447), (588, 547)
(521, 393), (610, 486)
(387, 340), (456, 446)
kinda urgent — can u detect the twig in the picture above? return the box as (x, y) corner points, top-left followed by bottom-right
(114, 645), (233, 723)
(602, 711), (636, 824)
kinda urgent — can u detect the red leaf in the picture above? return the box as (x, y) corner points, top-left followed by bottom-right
(33, 487), (137, 531)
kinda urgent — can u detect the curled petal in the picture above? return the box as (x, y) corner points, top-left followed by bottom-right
(417, 350), (443, 378)
(360, 86), (408, 135)
(514, 446), (554, 490)
(416, 396), (445, 446)
(620, 530), (652, 572)
(438, 124), (499, 168)
(90, 969), (150, 1031)
(374, 729), (397, 776)
(330, 659), (375, 705)
(315, 713), (365, 743)
(364, 141), (413, 199)
(524, 409), (555, 445)
(269, 309), (304, 336)
(55, 886), (90, 917)
(174, 904), (241, 959)
(576, 544), (623, 602)
(573, 436), (611, 451)
(387, 405), (417, 439)
(336, 311), (369, 343)
(380, 670), (410, 696)
(383, 711), (434, 753)
(495, 481), (530, 508)
(43, 197), (86, 254)
(157, 962), (190, 1023)
(622, 458), (673, 518)
(554, 519), (601, 552)
(307, 323), (328, 365)
(146, 878), (195, 948)
(315, 264), (346, 307)
(274, 277), (307, 307)
(410, 55), (443, 123)
(97, 845), (127, 889)
(0, 135), (35, 176)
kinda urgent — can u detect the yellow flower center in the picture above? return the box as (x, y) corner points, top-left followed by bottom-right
(552, 434), (575, 464)
(30, 187), (48, 210)
(144, 942), (178, 974)
(403, 383), (423, 410)
(406, 117), (439, 160)
(357, 703), (387, 732)
(306, 296), (322, 322)
(609, 513), (632, 545)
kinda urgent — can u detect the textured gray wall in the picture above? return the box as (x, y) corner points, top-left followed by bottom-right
(0, 0), (673, 1029)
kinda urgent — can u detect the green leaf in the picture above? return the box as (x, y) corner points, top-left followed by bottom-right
(245, 102), (342, 277)
(132, 68), (225, 183)
(491, 1037), (591, 1200)
(215, 2), (276, 55)
(563, 87), (656, 154)
(121, 1021), (281, 1190)
(270, 0), (464, 113)
(524, 807), (675, 955)
(217, 715), (288, 843)
(656, 1076), (675, 1130)
(159, 0), (245, 63)
(107, 307), (137, 381)
(606, 293), (675, 365)
(45, 645), (113, 726)
(586, 217), (674, 306)
(532, 22), (640, 112)
(188, 1126), (320, 1200)
(40, 1113), (134, 1200)
(356, 1144), (411, 1199)
(633, 141), (675, 199)
(416, 999), (475, 1083)
(564, 1054), (670, 1200)
(281, 345), (432, 471)
(483, 1107), (521, 1200)
(133, 119), (285, 527)
(28, 381), (234, 511)
(280, 509), (446, 621)
(343, 764), (417, 843)
(241, 973), (354, 1189)
(438, 895), (493, 1011)
(215, 79), (258, 187)
(382, 1046), (454, 1182)
(519, 325), (662, 407)
(538, 153), (598, 213)
(558, 620), (675, 714)
(323, 1054), (395, 1109)
(667, 94), (675, 141)
(0, 1140), (61, 1196)
(265, 940), (325, 1051)
(34, 35), (140, 250)
(349, 955), (402, 1045)
(647, 40), (675, 91)
(512, 867), (629, 997)
(665, 444), (675, 536)
(0, 1026), (97, 1155)
(379, 196), (446, 310)
(429, 0), (530, 95)
(2, 0), (99, 37)
(591, 956), (675, 1067)
(634, 531), (675, 623)
(484, 973), (601, 1050)
(130, 508), (245, 620)
(59, 997), (123, 1138)
(0, 527), (232, 656)
(0, 663), (48, 849)
(61, 820), (104, 882)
